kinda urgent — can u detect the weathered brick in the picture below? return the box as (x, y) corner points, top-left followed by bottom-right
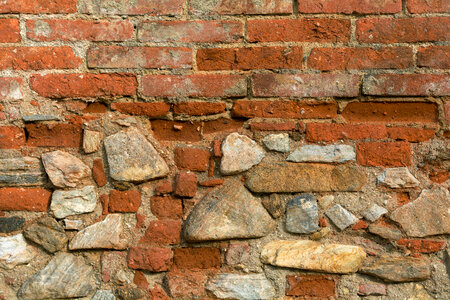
(138, 20), (242, 42)
(151, 196), (183, 220)
(232, 100), (337, 119)
(190, 0), (292, 15)
(248, 19), (351, 42)
(0, 47), (81, 70)
(197, 46), (302, 70)
(30, 73), (137, 98)
(308, 47), (413, 70)
(111, 102), (170, 118)
(0, 19), (20, 43)
(166, 271), (210, 299)
(0, 0), (77, 13)
(0, 126), (25, 149)
(142, 75), (246, 98)
(250, 122), (297, 132)
(155, 181), (173, 195)
(173, 248), (221, 270)
(26, 19), (134, 42)
(174, 102), (225, 116)
(356, 17), (450, 43)
(387, 127), (435, 142)
(25, 123), (82, 148)
(175, 172), (197, 198)
(397, 239), (446, 253)
(286, 275), (336, 298)
(0, 77), (22, 101)
(202, 119), (245, 135)
(0, 188), (51, 211)
(299, 0), (401, 13)
(407, 0), (449, 13)
(92, 159), (107, 187)
(342, 102), (438, 123)
(83, 103), (108, 114)
(79, 0), (184, 15)
(417, 46), (450, 69)
(108, 190), (141, 213)
(199, 179), (225, 187)
(306, 123), (387, 142)
(363, 74), (450, 96)
(357, 142), (411, 167)
(128, 246), (172, 272)
(174, 147), (210, 172)
(140, 220), (181, 245)
(252, 74), (359, 97)
(151, 120), (202, 142)
(88, 46), (192, 69)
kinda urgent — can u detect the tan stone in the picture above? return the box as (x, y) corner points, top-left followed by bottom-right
(42, 151), (90, 188)
(83, 130), (103, 154)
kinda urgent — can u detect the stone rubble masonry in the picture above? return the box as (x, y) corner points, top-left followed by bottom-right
(0, 1), (449, 299)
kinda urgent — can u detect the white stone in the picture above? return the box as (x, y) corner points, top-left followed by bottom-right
(325, 204), (359, 230)
(206, 274), (276, 299)
(42, 151), (90, 188)
(377, 168), (420, 188)
(51, 186), (97, 219)
(83, 130), (103, 154)
(0, 234), (35, 269)
(262, 133), (289, 153)
(287, 144), (355, 163)
(363, 204), (388, 222)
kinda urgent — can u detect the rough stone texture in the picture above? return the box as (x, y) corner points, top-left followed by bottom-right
(104, 128), (169, 182)
(0, 157), (46, 186)
(262, 133), (289, 153)
(42, 150), (91, 188)
(261, 240), (366, 273)
(220, 133), (265, 175)
(51, 186), (97, 219)
(92, 290), (115, 300)
(287, 145), (355, 163)
(184, 180), (274, 242)
(359, 257), (431, 282)
(325, 204), (359, 230)
(64, 219), (83, 230)
(0, 216), (25, 233)
(285, 194), (319, 234)
(206, 274), (276, 299)
(377, 167), (420, 188)
(17, 253), (96, 300)
(245, 162), (366, 193)
(390, 187), (450, 237)
(358, 283), (387, 296)
(69, 214), (127, 250)
(83, 129), (103, 153)
(0, 234), (35, 269)
(362, 204), (387, 222)
(368, 224), (403, 240)
(262, 193), (287, 218)
(23, 217), (68, 253)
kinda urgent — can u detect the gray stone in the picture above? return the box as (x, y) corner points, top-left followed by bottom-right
(0, 234), (35, 269)
(285, 194), (319, 234)
(104, 128), (169, 182)
(262, 133), (289, 153)
(262, 194), (287, 219)
(42, 151), (90, 188)
(390, 187), (450, 237)
(220, 133), (265, 175)
(83, 130), (103, 153)
(51, 186), (97, 219)
(368, 224), (403, 240)
(325, 204), (358, 230)
(362, 204), (387, 222)
(23, 217), (68, 253)
(184, 180), (275, 242)
(287, 144), (355, 163)
(92, 290), (115, 300)
(377, 167), (420, 188)
(206, 274), (276, 300)
(245, 162), (366, 193)
(318, 195), (334, 209)
(69, 214), (127, 250)
(22, 115), (59, 122)
(17, 253), (95, 300)
(0, 157), (46, 186)
(0, 216), (25, 233)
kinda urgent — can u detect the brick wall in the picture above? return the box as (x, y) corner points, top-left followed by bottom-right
(0, 0), (449, 299)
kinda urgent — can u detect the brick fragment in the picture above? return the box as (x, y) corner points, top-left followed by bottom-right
(151, 196), (183, 220)
(151, 120), (202, 142)
(175, 172), (197, 198)
(0, 0), (77, 13)
(140, 220), (181, 245)
(0, 77), (22, 101)
(79, 0), (184, 15)
(174, 147), (210, 172)
(299, 0), (401, 14)
(306, 123), (387, 142)
(133, 271), (148, 290)
(190, 0), (292, 15)
(100, 194), (109, 215)
(155, 181), (173, 195)
(199, 179), (225, 187)
(357, 142), (411, 167)
(128, 246), (172, 272)
(108, 190), (141, 213)
(407, 0), (450, 13)
(0, 126), (25, 149)
(202, 119), (245, 135)
(25, 123), (82, 148)
(0, 19), (20, 43)
(92, 159), (107, 187)
(111, 102), (170, 118)
(286, 275), (336, 298)
(174, 102), (226, 116)
(83, 103), (107, 114)
(166, 271), (209, 299)
(417, 46), (450, 69)
(0, 47), (81, 70)
(172, 248), (221, 270)
(0, 188), (51, 211)
(397, 239), (446, 254)
(387, 127), (435, 142)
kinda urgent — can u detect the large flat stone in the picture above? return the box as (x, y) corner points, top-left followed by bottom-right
(287, 145), (355, 163)
(206, 274), (276, 300)
(184, 180), (275, 242)
(261, 240), (366, 274)
(0, 234), (35, 269)
(23, 217), (68, 253)
(359, 257), (430, 282)
(285, 194), (319, 234)
(51, 186), (97, 219)
(104, 128), (169, 182)
(0, 157), (46, 186)
(17, 253), (96, 300)
(42, 151), (90, 188)
(245, 162), (366, 193)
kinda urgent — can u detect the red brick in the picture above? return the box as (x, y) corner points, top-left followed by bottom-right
(174, 147), (210, 172)
(363, 74), (449, 96)
(26, 19), (134, 42)
(190, 0), (292, 15)
(199, 179), (225, 187)
(0, 77), (22, 101)
(166, 271), (209, 299)
(397, 192), (410, 206)
(128, 246), (172, 272)
(0, 19), (20, 43)
(83, 103), (107, 114)
(248, 18), (350, 42)
(197, 46), (302, 70)
(397, 239), (446, 254)
(174, 102), (226, 116)
(309, 47), (413, 70)
(133, 271), (148, 290)
(142, 75), (246, 97)
(286, 275), (336, 298)
(111, 102), (170, 118)
(25, 123), (82, 148)
(100, 194), (109, 215)
(65, 115), (99, 126)
(356, 17), (450, 43)
(172, 248), (221, 270)
(0, 126), (25, 149)
(30, 73), (137, 99)
(155, 180), (173, 195)
(0, 47), (81, 70)
(151, 120), (202, 142)
(0, 188), (51, 211)
(299, 0), (401, 13)
(353, 220), (369, 230)
(417, 46), (450, 69)
(252, 74), (359, 97)
(357, 142), (411, 167)
(202, 119), (245, 135)
(358, 284), (387, 296)
(148, 284), (170, 300)
(212, 140), (222, 157)
(140, 220), (181, 245)
(232, 100), (337, 119)
(0, 0), (77, 13)
(175, 172), (197, 198)
(88, 46), (192, 69)
(109, 190), (141, 213)
(429, 168), (449, 184)
(138, 20), (242, 42)
(79, 0), (184, 15)
(342, 102), (438, 123)
(407, 0), (449, 13)
(306, 123), (387, 142)
(92, 159), (107, 187)
(387, 127), (435, 142)
(250, 122), (297, 132)
(151, 196), (183, 220)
